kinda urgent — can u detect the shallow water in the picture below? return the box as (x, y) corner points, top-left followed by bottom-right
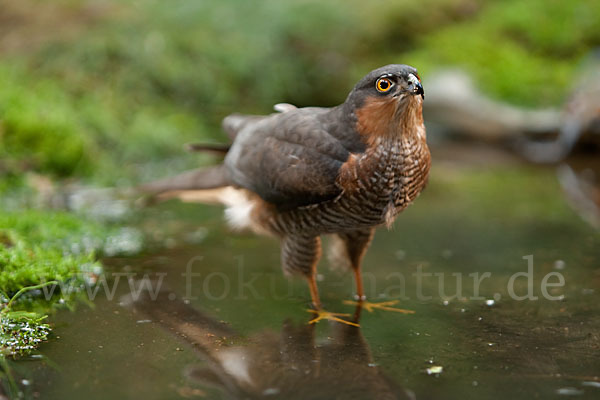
(16, 162), (600, 399)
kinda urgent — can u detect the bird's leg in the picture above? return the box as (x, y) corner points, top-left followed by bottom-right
(353, 263), (366, 302)
(306, 273), (358, 327)
(307, 274), (322, 309)
(338, 229), (414, 314)
(347, 263), (414, 314)
(281, 234), (358, 327)
(351, 302), (363, 324)
(334, 229), (374, 301)
(307, 277), (363, 327)
(346, 266), (415, 314)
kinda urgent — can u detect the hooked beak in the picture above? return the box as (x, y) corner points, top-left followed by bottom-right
(407, 73), (424, 99)
(413, 81), (424, 99)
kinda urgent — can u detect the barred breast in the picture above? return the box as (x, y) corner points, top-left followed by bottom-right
(265, 133), (430, 235)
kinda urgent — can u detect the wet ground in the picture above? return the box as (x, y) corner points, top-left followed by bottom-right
(11, 157), (600, 399)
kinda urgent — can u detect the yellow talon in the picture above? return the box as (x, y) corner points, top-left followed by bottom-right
(306, 309), (360, 327)
(342, 300), (415, 314)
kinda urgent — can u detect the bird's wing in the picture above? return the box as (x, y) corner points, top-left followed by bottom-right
(222, 114), (267, 141)
(221, 103), (298, 140)
(224, 109), (351, 209)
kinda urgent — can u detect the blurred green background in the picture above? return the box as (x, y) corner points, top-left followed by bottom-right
(1, 6), (600, 400)
(1, 0), (600, 365)
(1, 0), (598, 186)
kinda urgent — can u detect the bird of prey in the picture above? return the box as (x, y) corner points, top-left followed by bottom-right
(143, 64), (430, 325)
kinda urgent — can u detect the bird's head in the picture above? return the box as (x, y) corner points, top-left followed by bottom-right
(349, 64), (423, 101)
(345, 64), (425, 143)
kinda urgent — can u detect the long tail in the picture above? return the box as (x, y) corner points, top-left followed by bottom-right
(184, 143), (230, 154)
(139, 164), (232, 204)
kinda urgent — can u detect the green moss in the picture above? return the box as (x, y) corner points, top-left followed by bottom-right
(0, 312), (50, 357)
(0, 210), (141, 356)
(0, 210), (143, 294)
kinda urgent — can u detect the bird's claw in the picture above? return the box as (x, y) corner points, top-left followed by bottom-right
(343, 300), (415, 314)
(306, 309), (360, 327)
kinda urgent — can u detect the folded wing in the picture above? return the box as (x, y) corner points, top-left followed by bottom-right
(225, 108), (352, 209)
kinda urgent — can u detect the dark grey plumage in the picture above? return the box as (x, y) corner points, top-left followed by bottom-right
(142, 64), (430, 309)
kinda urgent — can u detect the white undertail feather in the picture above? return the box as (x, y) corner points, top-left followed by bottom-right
(159, 186), (258, 232)
(222, 187), (257, 231)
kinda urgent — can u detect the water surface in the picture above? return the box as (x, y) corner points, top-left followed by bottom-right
(20, 161), (600, 399)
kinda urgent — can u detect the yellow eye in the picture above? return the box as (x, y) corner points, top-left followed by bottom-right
(376, 77), (393, 93)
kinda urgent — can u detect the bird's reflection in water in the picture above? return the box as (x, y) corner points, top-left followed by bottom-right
(125, 289), (412, 400)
